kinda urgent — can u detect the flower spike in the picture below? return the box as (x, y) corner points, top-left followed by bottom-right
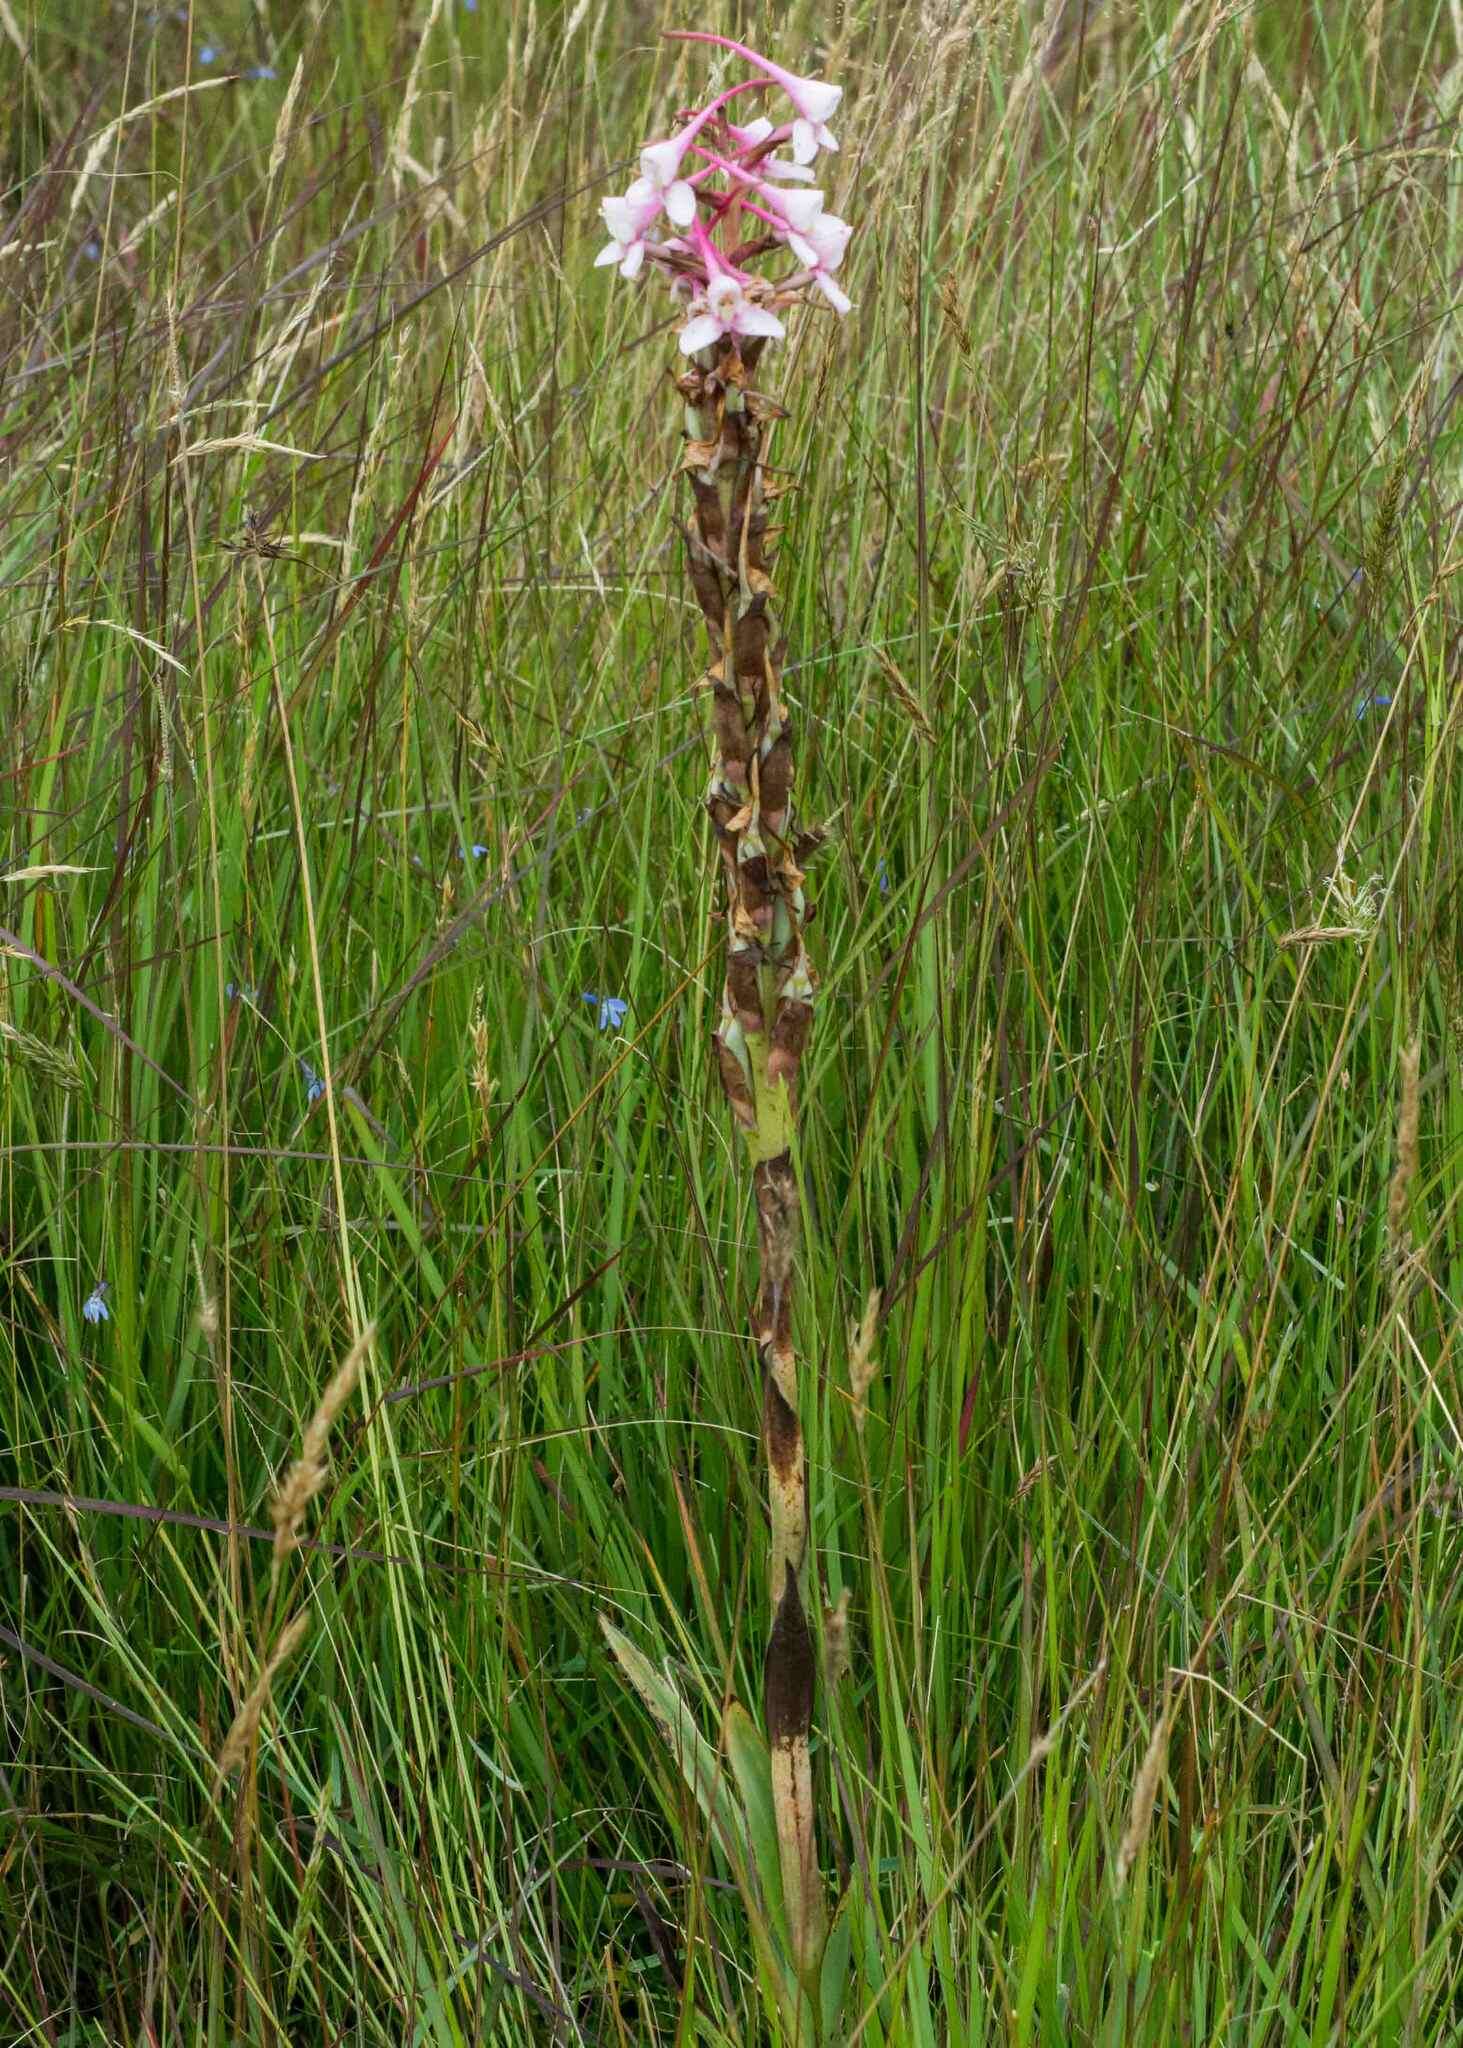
(596, 33), (854, 348)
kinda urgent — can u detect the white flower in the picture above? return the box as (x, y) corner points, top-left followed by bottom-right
(594, 175), (664, 279)
(789, 109), (840, 166)
(728, 115), (775, 149)
(724, 116), (812, 181)
(638, 135), (698, 227)
(768, 186), (825, 233)
(786, 210), (852, 274)
(679, 271), (786, 356)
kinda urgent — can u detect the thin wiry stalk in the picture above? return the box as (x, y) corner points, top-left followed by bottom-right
(678, 332), (825, 1980)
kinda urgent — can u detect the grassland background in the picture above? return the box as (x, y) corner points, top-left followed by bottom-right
(2, 0), (1461, 2041)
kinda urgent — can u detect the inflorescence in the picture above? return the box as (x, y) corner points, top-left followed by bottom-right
(596, 32), (852, 355)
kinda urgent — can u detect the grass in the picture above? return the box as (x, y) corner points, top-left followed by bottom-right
(2, 0), (1461, 2039)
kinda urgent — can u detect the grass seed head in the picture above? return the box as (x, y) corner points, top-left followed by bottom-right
(215, 1610), (311, 1783)
(848, 1288), (881, 1433)
(270, 1324), (373, 1570)
(1115, 1695), (1172, 1890)
(823, 1587), (852, 1688)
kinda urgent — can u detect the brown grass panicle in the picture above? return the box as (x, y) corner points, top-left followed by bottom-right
(213, 1324), (373, 1793)
(1114, 1686), (1174, 1892)
(269, 1322), (374, 1581)
(847, 1288), (882, 1435)
(214, 1611), (312, 1787)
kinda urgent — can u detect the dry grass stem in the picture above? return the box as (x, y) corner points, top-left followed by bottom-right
(1386, 1039), (1421, 1259)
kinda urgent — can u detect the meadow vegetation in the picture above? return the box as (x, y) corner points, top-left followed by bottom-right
(2, 0), (1461, 2039)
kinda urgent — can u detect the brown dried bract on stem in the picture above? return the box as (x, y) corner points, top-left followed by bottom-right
(681, 330), (824, 1980)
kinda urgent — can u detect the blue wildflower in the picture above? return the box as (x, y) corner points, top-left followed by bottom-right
(82, 238), (101, 261)
(82, 1283), (110, 1326)
(199, 44), (217, 63)
(582, 991), (628, 1033)
(246, 63), (276, 79)
(300, 1059), (326, 1103)
(876, 858), (890, 896)
(460, 843), (490, 860)
(1355, 694), (1392, 718)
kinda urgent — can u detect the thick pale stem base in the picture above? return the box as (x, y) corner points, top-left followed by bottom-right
(680, 336), (824, 1981)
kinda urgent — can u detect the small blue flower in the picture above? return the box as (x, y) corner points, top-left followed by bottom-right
(81, 237), (101, 261)
(300, 1059), (326, 1103)
(460, 842), (490, 860)
(1355, 694), (1392, 718)
(246, 63), (276, 79)
(82, 1283), (111, 1325)
(582, 991), (628, 1033)
(199, 44), (217, 63)
(462, 0), (477, 12)
(876, 858), (890, 896)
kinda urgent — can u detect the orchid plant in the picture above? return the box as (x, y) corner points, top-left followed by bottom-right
(596, 34), (859, 2034)
(595, 32), (854, 348)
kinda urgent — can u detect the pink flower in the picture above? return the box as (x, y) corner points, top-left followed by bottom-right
(639, 84), (761, 226)
(594, 177), (663, 279)
(690, 149), (826, 236)
(785, 211), (854, 314)
(637, 134), (700, 228)
(594, 34), (855, 340)
(725, 115), (815, 182)
(678, 229), (785, 352)
(785, 209), (852, 274)
(668, 32), (842, 162)
(765, 185), (825, 233)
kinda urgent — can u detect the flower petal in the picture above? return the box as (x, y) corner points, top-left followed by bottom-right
(790, 118), (818, 164)
(813, 272), (853, 314)
(735, 304), (785, 340)
(640, 136), (686, 188)
(814, 122), (839, 154)
(664, 179), (697, 228)
(791, 77), (841, 124)
(601, 194), (637, 240)
(678, 312), (723, 355)
(760, 156), (815, 183)
(806, 212), (853, 269)
(595, 238), (625, 268)
(619, 241), (646, 280)
(773, 187), (824, 231)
